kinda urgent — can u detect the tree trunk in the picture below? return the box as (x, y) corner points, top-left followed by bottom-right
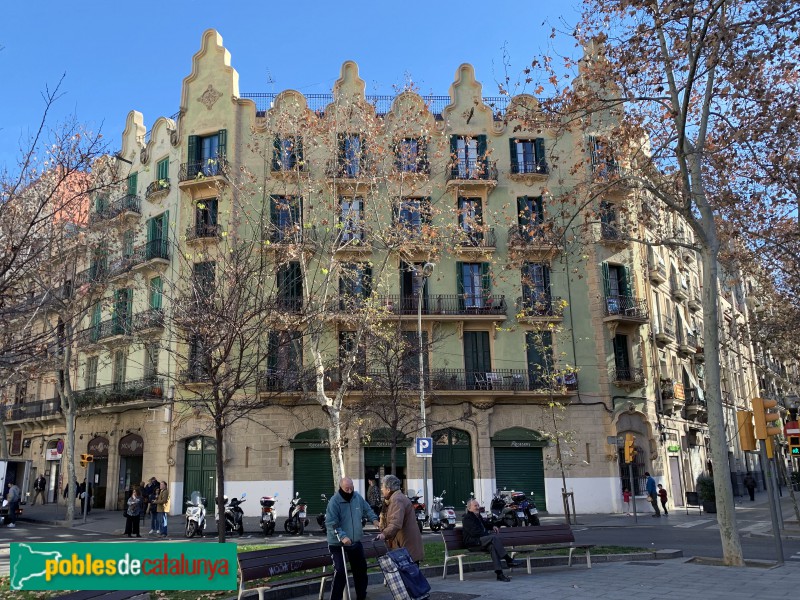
(327, 416), (346, 489)
(216, 421), (226, 543)
(700, 242), (744, 566)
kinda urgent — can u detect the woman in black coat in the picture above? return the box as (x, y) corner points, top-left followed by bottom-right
(124, 488), (143, 537)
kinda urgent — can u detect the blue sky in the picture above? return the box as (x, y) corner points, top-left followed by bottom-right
(0, 1), (581, 170)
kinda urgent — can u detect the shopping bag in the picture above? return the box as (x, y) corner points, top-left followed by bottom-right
(377, 554), (412, 600)
(387, 548), (430, 600)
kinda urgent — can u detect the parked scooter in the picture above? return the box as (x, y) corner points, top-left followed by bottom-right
(217, 493), (246, 535)
(317, 494), (328, 531)
(284, 492), (308, 535)
(511, 491), (540, 526)
(498, 489), (522, 527)
(431, 490), (458, 531)
(184, 490), (207, 538)
(407, 490), (427, 533)
(487, 490), (509, 528)
(260, 493), (278, 536)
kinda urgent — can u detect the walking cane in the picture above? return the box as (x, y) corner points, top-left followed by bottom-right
(334, 531), (352, 600)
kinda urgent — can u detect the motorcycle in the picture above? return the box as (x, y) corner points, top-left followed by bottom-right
(498, 489), (522, 527)
(259, 493), (278, 536)
(407, 490), (427, 533)
(487, 490), (510, 528)
(217, 493), (246, 535)
(284, 491), (308, 535)
(512, 491), (540, 526)
(317, 494), (328, 531)
(429, 491), (446, 532)
(184, 490), (207, 538)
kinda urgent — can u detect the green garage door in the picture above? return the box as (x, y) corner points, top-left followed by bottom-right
(432, 428), (473, 507)
(293, 448), (334, 515)
(183, 436), (217, 512)
(494, 446), (546, 510)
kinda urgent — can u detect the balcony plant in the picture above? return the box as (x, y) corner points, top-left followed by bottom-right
(696, 474), (716, 513)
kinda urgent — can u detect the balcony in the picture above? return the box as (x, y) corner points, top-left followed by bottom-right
(670, 276), (689, 302)
(88, 194), (141, 225)
(374, 294), (507, 321)
(179, 366), (211, 384)
(603, 295), (649, 323)
(660, 379), (679, 415)
(509, 160), (549, 181)
(516, 296), (564, 323)
(687, 288), (702, 312)
(649, 262), (667, 285)
(330, 368), (578, 395)
(178, 156), (228, 194)
(129, 239), (170, 271)
(335, 227), (371, 253)
(325, 158), (375, 186)
(507, 224), (562, 257)
(599, 222), (628, 248)
(145, 178), (171, 200)
(446, 159), (498, 190)
(96, 318), (132, 345)
(107, 254), (135, 281)
(654, 317), (676, 345)
(5, 397), (62, 423)
(610, 367), (645, 388)
(257, 368), (311, 393)
(452, 228), (496, 253)
(74, 378), (165, 412)
(684, 388), (707, 422)
(270, 296), (304, 314)
(264, 224), (306, 247)
(132, 309), (164, 334)
(694, 344), (705, 363)
(677, 331), (698, 356)
(186, 223), (222, 244)
(74, 264), (107, 287)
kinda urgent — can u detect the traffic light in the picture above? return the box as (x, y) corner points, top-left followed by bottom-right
(789, 435), (800, 457)
(80, 453), (94, 468)
(736, 410), (756, 451)
(624, 433), (636, 463)
(751, 397), (782, 439)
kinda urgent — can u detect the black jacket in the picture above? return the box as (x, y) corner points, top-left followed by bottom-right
(462, 511), (490, 548)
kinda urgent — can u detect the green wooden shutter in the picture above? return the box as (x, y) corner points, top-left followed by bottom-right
(187, 135), (198, 163)
(273, 136), (282, 170)
(449, 135), (458, 158)
(293, 197), (302, 225)
(363, 265), (372, 298)
(477, 135), (487, 158)
(419, 138), (429, 172)
(621, 266), (631, 297)
(535, 138), (546, 170)
(91, 303), (101, 327)
(217, 129), (227, 158)
(150, 277), (162, 310)
(602, 262), (611, 297)
(267, 331), (279, 371)
(295, 136), (304, 166)
(146, 217), (154, 244)
(456, 262), (464, 296)
(509, 138), (518, 169)
(157, 158), (169, 180)
(127, 172), (138, 196)
(481, 262), (491, 295)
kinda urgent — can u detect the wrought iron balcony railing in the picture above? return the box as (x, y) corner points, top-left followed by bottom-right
(453, 227), (496, 249)
(179, 156), (228, 181)
(6, 397), (62, 421)
(374, 294), (507, 316)
(186, 224), (222, 241)
(145, 178), (171, 198)
(510, 160), (549, 176)
(446, 159), (498, 182)
(132, 309), (164, 332)
(89, 194), (141, 224)
(74, 378), (164, 407)
(130, 239), (170, 267)
(516, 295), (563, 318)
(96, 318), (132, 341)
(611, 367), (645, 385)
(604, 295), (649, 320)
(507, 224), (560, 248)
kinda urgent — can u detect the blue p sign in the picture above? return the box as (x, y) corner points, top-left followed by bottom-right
(415, 437), (433, 457)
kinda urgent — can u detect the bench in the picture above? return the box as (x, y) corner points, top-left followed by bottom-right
(237, 538), (387, 600)
(53, 592), (149, 600)
(441, 524), (594, 580)
(499, 524), (594, 574)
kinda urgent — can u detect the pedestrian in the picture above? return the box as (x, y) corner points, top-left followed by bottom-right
(5, 482), (21, 528)
(124, 488), (142, 538)
(325, 476), (380, 600)
(645, 472), (660, 517)
(32, 474), (47, 506)
(376, 474), (424, 563)
(743, 472), (756, 502)
(622, 488), (631, 515)
(144, 477), (159, 534)
(462, 498), (520, 582)
(657, 484), (669, 515)
(78, 479), (92, 515)
(367, 475), (382, 514)
(155, 481), (170, 537)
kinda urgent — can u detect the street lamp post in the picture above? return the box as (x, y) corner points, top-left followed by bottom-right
(416, 262), (435, 513)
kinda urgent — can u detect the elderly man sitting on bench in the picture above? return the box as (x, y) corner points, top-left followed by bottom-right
(462, 499), (520, 582)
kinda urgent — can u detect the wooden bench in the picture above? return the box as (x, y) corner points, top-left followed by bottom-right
(237, 538), (387, 600)
(499, 524), (595, 574)
(53, 592), (149, 600)
(441, 524), (594, 581)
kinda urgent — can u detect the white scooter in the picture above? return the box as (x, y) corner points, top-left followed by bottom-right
(184, 490), (207, 538)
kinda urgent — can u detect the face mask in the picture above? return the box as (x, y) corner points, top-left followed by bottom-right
(339, 488), (354, 502)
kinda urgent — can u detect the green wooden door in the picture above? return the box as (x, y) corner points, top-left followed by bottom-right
(293, 449), (334, 515)
(183, 436), (217, 511)
(494, 446), (546, 510)
(431, 428), (473, 507)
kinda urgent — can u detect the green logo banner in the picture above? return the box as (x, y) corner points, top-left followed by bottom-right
(10, 542), (238, 591)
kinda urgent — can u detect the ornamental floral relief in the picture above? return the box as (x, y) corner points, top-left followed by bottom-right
(198, 84), (223, 110)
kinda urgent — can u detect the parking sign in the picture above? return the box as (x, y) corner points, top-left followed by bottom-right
(415, 437), (433, 457)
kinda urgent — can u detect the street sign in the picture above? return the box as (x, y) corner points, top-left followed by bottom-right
(415, 437), (433, 457)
